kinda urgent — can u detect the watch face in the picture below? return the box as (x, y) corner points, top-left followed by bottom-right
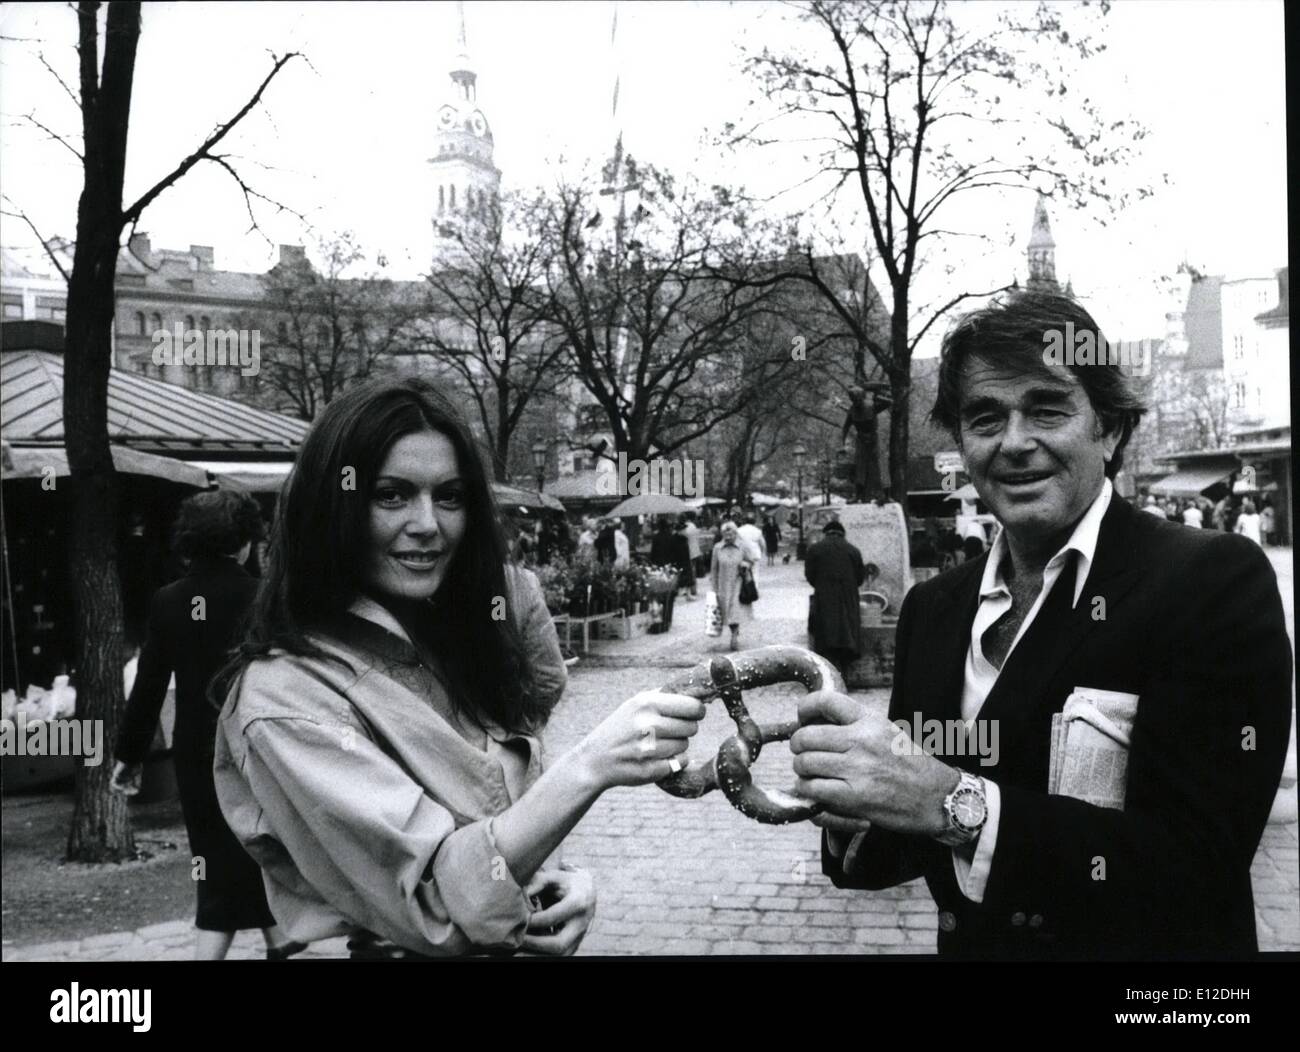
(438, 106), (456, 130)
(470, 111), (487, 136)
(952, 789), (986, 830)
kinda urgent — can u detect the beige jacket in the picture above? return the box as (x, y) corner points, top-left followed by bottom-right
(213, 566), (565, 957)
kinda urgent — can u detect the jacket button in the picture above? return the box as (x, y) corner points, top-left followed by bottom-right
(938, 911), (958, 932)
(1029, 914), (1044, 928)
(1010, 911), (1027, 927)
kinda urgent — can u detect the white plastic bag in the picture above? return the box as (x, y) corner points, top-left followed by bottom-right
(704, 590), (722, 637)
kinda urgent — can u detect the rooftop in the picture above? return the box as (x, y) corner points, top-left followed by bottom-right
(1, 346), (306, 457)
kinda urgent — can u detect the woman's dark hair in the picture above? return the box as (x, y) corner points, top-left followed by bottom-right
(214, 376), (540, 731)
(929, 291), (1147, 478)
(171, 490), (264, 558)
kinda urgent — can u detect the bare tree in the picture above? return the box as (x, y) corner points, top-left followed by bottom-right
(11, 1), (301, 861)
(1179, 369), (1232, 450)
(253, 234), (414, 421)
(540, 161), (793, 465)
(733, 0), (1156, 502)
(415, 194), (569, 480)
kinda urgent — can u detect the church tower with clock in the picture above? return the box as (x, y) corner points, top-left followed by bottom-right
(430, 3), (501, 264)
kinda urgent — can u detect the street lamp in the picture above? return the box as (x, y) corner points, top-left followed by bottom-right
(793, 444), (808, 559)
(531, 441), (548, 493)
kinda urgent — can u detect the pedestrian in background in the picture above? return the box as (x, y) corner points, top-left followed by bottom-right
(613, 521), (631, 569)
(681, 514), (702, 594)
(536, 519), (554, 565)
(576, 518), (596, 560)
(594, 518), (616, 564)
(762, 515), (781, 567)
(1235, 498), (1263, 546)
(1211, 496), (1228, 531)
(112, 490), (300, 961)
(737, 513), (765, 569)
(1260, 502), (1276, 546)
(671, 519), (696, 598)
(1181, 500), (1203, 528)
(711, 520), (754, 652)
(804, 519), (866, 678)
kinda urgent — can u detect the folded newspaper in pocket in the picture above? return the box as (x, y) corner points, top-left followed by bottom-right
(1049, 687), (1139, 810)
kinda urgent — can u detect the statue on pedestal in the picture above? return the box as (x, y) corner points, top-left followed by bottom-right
(840, 383), (892, 503)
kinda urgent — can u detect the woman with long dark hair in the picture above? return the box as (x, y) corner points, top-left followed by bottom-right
(112, 490), (299, 960)
(212, 377), (703, 958)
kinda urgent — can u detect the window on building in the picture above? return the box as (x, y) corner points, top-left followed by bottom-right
(438, 186), (445, 213)
(1233, 382), (1246, 408)
(450, 185), (456, 209)
(151, 313), (163, 332)
(185, 315), (196, 332)
(1233, 334), (1244, 358)
(135, 311), (146, 335)
(277, 321), (288, 344)
(199, 315), (210, 331)
(3, 302), (23, 320)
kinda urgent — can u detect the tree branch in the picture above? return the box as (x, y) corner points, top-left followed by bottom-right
(0, 196), (71, 282)
(120, 51), (301, 228)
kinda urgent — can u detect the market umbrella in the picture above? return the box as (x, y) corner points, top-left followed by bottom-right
(607, 493), (686, 518)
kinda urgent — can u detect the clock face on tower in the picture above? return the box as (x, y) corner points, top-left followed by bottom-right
(470, 111), (488, 137)
(438, 105), (457, 130)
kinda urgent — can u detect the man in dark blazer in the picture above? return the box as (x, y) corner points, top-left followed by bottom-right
(791, 292), (1292, 959)
(804, 520), (866, 678)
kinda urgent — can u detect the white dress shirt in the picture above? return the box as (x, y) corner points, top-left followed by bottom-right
(952, 476), (1113, 902)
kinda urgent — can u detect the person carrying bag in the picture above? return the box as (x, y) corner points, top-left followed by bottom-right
(738, 565), (759, 606)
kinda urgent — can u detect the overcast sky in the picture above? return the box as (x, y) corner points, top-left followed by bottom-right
(0, 0), (1288, 352)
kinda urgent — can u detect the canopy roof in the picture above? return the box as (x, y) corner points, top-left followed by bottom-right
(1, 349), (306, 457)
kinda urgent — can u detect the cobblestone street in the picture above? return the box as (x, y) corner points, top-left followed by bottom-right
(5, 554), (1297, 960)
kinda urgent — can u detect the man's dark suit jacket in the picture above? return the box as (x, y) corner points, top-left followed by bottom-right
(822, 494), (1293, 959)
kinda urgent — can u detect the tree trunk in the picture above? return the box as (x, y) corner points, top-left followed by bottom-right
(887, 303), (911, 519)
(493, 380), (510, 481)
(64, 0), (141, 862)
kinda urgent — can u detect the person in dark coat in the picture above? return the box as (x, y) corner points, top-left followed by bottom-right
(112, 490), (300, 961)
(648, 520), (693, 629)
(670, 520), (695, 594)
(594, 519), (617, 564)
(804, 520), (866, 676)
(762, 516), (782, 566)
(536, 519), (554, 566)
(649, 518), (676, 567)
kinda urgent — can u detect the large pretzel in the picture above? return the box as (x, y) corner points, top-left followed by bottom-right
(656, 645), (845, 824)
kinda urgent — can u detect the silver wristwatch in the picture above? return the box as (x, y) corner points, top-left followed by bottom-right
(936, 772), (988, 847)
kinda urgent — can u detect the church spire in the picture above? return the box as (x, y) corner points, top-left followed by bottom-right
(430, 1), (501, 265)
(1026, 193), (1059, 292)
(450, 0), (476, 102)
